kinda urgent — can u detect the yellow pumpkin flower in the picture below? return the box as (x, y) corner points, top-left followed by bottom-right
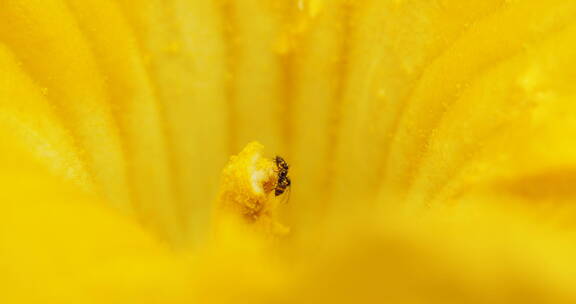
(3, 0), (576, 303)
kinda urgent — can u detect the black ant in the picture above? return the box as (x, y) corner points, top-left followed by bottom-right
(274, 156), (291, 197)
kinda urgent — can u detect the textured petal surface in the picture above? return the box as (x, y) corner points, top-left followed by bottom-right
(2, 0), (576, 303)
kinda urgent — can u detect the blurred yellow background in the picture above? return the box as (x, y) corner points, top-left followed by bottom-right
(2, 0), (576, 303)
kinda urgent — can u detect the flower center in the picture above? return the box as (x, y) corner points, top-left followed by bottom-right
(216, 142), (289, 237)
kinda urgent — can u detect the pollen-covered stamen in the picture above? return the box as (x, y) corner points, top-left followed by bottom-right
(217, 142), (289, 236)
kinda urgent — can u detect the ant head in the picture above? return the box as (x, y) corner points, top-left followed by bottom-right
(275, 156), (289, 170)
